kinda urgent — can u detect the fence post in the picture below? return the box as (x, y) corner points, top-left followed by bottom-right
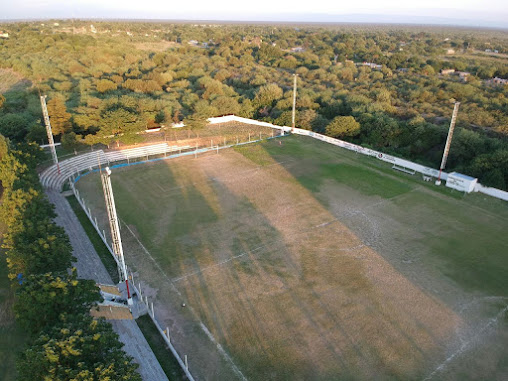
(151, 302), (154, 318)
(259, 131), (262, 140)
(249, 132), (251, 142)
(166, 327), (171, 343)
(94, 217), (98, 227)
(195, 144), (198, 158)
(185, 355), (188, 370)
(237, 136), (239, 145)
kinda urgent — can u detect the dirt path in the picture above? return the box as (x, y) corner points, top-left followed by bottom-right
(45, 190), (168, 381)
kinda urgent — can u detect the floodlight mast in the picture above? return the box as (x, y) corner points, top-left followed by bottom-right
(101, 167), (133, 306)
(291, 74), (298, 133)
(436, 102), (460, 186)
(40, 95), (60, 174)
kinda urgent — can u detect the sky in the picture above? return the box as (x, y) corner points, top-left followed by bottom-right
(1, 0), (508, 28)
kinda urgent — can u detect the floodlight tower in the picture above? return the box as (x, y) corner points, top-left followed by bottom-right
(436, 102), (460, 186)
(40, 95), (60, 174)
(101, 167), (133, 306)
(291, 74), (298, 133)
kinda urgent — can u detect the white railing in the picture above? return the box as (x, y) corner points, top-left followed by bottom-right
(70, 180), (195, 381)
(206, 115), (508, 201)
(65, 135), (278, 381)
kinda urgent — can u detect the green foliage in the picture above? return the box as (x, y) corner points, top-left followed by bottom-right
(0, 20), (507, 189)
(95, 107), (145, 145)
(183, 114), (207, 131)
(17, 314), (141, 381)
(47, 96), (72, 135)
(253, 83), (283, 111)
(14, 269), (100, 336)
(96, 79), (118, 93)
(325, 116), (361, 138)
(61, 131), (79, 150)
(0, 135), (140, 380)
(0, 113), (30, 142)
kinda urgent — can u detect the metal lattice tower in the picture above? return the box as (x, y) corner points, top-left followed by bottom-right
(436, 102), (460, 185)
(101, 167), (132, 305)
(291, 74), (298, 133)
(40, 95), (60, 174)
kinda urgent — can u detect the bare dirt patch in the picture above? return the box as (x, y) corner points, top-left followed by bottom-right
(75, 136), (508, 380)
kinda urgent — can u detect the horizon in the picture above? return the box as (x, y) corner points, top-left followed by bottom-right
(1, 16), (508, 31)
(1, 0), (508, 29)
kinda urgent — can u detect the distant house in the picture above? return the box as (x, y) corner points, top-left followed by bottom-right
(291, 46), (305, 53)
(243, 36), (262, 48)
(0, 31), (9, 39)
(357, 62), (382, 70)
(90, 24), (97, 34)
(188, 40), (199, 46)
(486, 77), (508, 86)
(440, 69), (456, 75)
(457, 72), (470, 81)
(446, 49), (455, 55)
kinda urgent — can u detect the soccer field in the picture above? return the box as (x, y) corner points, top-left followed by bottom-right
(75, 134), (508, 381)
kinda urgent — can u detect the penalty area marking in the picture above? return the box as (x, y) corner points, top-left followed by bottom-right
(423, 303), (508, 381)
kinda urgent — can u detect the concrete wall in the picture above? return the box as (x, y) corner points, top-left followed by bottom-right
(206, 115), (508, 202)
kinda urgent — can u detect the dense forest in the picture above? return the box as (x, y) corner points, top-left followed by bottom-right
(0, 20), (507, 188)
(0, 136), (141, 380)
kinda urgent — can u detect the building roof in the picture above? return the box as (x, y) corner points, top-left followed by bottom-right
(449, 172), (477, 181)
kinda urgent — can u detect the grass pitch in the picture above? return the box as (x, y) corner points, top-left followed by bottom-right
(75, 134), (508, 381)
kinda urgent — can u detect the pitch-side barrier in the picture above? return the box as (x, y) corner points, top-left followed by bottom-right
(60, 134), (283, 381)
(208, 115), (508, 201)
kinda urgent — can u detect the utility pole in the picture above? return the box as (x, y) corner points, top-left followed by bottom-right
(291, 74), (298, 133)
(40, 95), (60, 174)
(436, 102), (460, 185)
(101, 167), (133, 306)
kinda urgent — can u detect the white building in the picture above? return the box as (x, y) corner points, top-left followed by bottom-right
(446, 172), (478, 193)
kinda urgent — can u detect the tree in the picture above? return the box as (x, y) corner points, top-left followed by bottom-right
(6, 218), (74, 278)
(253, 83), (283, 110)
(47, 96), (72, 135)
(326, 116), (361, 138)
(14, 269), (100, 335)
(96, 107), (145, 145)
(61, 131), (79, 150)
(17, 314), (141, 381)
(211, 96), (240, 115)
(0, 113), (30, 142)
(96, 79), (118, 93)
(0, 93), (5, 109)
(183, 114), (207, 136)
(154, 110), (165, 124)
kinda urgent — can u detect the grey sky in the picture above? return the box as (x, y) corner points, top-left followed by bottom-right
(1, 0), (507, 28)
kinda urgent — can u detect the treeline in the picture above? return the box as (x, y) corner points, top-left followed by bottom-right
(0, 21), (507, 188)
(0, 135), (141, 380)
